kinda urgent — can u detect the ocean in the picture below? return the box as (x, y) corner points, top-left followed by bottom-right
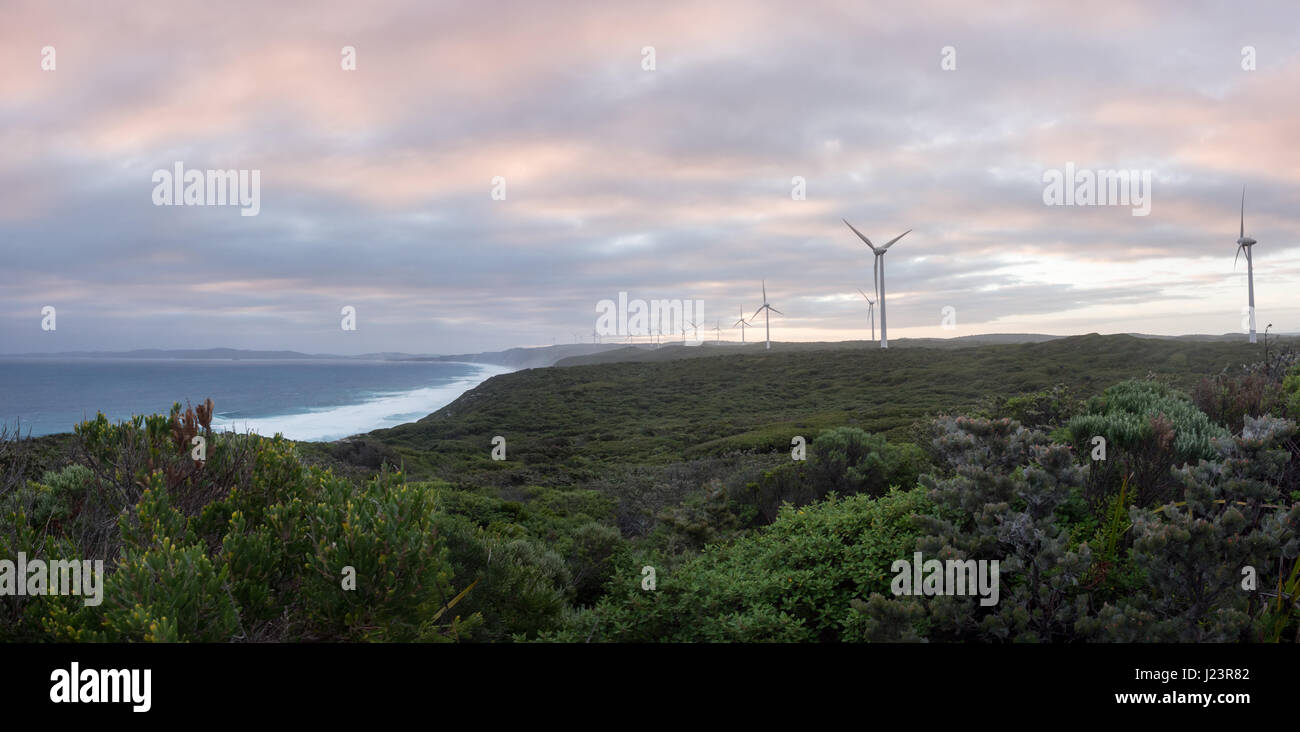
(0, 358), (509, 441)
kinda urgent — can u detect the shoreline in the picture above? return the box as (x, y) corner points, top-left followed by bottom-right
(4, 361), (516, 443)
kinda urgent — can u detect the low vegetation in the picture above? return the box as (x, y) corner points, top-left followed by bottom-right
(3, 334), (1299, 642)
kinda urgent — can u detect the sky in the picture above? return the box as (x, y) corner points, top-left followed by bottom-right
(3, 0), (1300, 355)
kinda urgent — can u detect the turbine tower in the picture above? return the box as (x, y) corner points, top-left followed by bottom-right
(733, 307), (754, 343)
(1236, 186), (1258, 344)
(843, 219), (910, 349)
(749, 281), (783, 350)
(856, 287), (876, 343)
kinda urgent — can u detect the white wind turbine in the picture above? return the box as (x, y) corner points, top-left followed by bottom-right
(733, 307), (754, 343)
(687, 318), (701, 344)
(1235, 186), (1259, 344)
(749, 281), (783, 350)
(856, 287), (876, 343)
(710, 320), (722, 342)
(843, 219), (910, 349)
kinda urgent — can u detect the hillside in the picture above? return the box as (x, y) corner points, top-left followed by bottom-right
(8, 331), (1299, 646)
(356, 334), (1281, 491)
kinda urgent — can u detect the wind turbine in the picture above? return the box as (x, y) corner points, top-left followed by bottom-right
(843, 219), (910, 348)
(733, 307), (754, 343)
(710, 320), (722, 342)
(749, 281), (783, 350)
(1235, 186), (1258, 344)
(856, 287), (876, 343)
(687, 318), (700, 343)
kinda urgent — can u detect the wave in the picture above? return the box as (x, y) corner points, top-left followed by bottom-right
(212, 362), (512, 441)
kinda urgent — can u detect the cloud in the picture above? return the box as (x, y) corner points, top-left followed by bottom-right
(4, 0), (1300, 353)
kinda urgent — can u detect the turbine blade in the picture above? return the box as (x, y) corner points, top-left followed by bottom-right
(769, 306), (784, 316)
(762, 280), (767, 303)
(1234, 244), (1243, 270)
(856, 287), (870, 302)
(842, 219), (879, 252)
(1241, 185), (1246, 240)
(751, 305), (764, 321)
(880, 229), (912, 251)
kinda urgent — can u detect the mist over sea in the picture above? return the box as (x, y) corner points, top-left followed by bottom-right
(0, 358), (510, 441)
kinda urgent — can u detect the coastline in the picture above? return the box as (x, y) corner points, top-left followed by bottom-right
(3, 360), (517, 443)
(214, 361), (516, 442)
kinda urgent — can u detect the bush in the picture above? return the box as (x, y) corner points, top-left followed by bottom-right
(854, 416), (1093, 642)
(7, 408), (483, 642)
(1285, 361), (1300, 418)
(999, 384), (1083, 430)
(1079, 416), (1300, 641)
(1068, 380), (1228, 507)
(737, 428), (927, 524)
(542, 486), (935, 642)
(1193, 367), (1285, 435)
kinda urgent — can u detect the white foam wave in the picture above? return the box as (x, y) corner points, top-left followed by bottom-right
(212, 363), (512, 441)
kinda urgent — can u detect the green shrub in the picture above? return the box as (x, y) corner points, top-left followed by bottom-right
(1284, 362), (1300, 418)
(855, 416), (1093, 643)
(543, 486), (935, 642)
(737, 428), (928, 524)
(999, 384), (1082, 430)
(1079, 416), (1300, 641)
(1068, 379), (1229, 507)
(1068, 380), (1227, 464)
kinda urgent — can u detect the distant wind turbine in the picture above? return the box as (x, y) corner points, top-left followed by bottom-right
(843, 219), (910, 349)
(749, 281), (783, 350)
(687, 318), (700, 343)
(1235, 186), (1258, 344)
(856, 287), (876, 343)
(710, 320), (722, 342)
(733, 307), (754, 343)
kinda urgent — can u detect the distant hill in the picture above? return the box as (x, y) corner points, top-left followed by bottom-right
(7, 332), (1281, 365)
(2, 348), (439, 360)
(405, 343), (628, 370)
(553, 332), (1289, 367)
(552, 334), (1065, 367)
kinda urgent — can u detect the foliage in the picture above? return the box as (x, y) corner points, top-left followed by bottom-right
(7, 334), (1300, 644)
(736, 427), (927, 525)
(998, 383), (1083, 431)
(2, 409), (482, 642)
(1068, 379), (1228, 507)
(853, 417), (1093, 642)
(1194, 366), (1286, 435)
(1079, 416), (1300, 641)
(541, 487), (935, 642)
